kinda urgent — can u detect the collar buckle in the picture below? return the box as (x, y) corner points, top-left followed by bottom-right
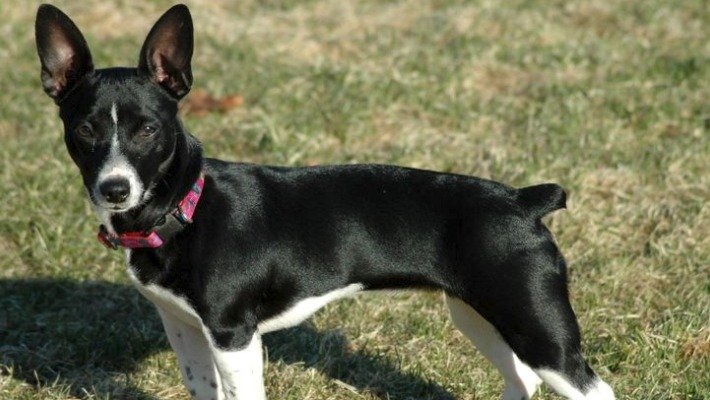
(172, 206), (192, 225)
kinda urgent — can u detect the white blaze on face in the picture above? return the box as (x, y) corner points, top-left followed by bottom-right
(110, 102), (118, 125)
(93, 102), (144, 212)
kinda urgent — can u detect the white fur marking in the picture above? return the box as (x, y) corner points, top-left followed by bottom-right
(536, 369), (614, 400)
(535, 369), (585, 399)
(206, 331), (266, 400)
(93, 102), (145, 212)
(257, 283), (364, 334)
(110, 130), (119, 150)
(94, 143), (144, 212)
(585, 378), (615, 400)
(110, 102), (118, 125)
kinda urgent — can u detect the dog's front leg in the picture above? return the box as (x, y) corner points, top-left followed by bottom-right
(204, 328), (267, 400)
(156, 308), (225, 400)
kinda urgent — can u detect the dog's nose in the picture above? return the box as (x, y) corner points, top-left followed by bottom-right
(99, 177), (131, 203)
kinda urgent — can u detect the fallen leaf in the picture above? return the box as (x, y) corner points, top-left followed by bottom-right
(181, 89), (244, 117)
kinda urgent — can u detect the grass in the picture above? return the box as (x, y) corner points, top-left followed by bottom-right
(0, 0), (708, 399)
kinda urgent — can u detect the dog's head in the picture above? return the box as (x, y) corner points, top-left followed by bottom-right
(35, 4), (193, 213)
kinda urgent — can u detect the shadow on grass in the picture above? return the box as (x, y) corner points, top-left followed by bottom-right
(0, 278), (167, 400)
(265, 326), (456, 400)
(0, 278), (454, 400)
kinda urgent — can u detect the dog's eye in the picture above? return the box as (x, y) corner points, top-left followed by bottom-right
(141, 124), (157, 136)
(76, 124), (94, 139)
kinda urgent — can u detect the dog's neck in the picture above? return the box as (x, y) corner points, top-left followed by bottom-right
(109, 122), (204, 234)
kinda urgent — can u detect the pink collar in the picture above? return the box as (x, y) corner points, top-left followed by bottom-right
(98, 172), (205, 249)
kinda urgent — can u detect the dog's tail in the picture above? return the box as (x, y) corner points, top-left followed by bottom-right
(518, 183), (567, 219)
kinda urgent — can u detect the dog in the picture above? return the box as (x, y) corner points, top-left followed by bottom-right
(35, 4), (614, 400)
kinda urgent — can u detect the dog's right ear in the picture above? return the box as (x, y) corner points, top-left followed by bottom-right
(138, 4), (194, 99)
(35, 4), (93, 103)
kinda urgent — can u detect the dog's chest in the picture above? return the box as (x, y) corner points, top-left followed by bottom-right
(125, 252), (203, 328)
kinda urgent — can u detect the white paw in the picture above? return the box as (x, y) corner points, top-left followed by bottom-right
(585, 379), (615, 400)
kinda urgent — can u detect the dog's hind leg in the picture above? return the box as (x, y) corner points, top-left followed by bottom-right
(506, 299), (615, 400)
(497, 260), (614, 400)
(451, 247), (614, 400)
(157, 308), (224, 400)
(446, 294), (541, 400)
(497, 285), (615, 400)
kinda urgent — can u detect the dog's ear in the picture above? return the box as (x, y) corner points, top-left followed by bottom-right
(138, 4), (193, 99)
(35, 4), (94, 103)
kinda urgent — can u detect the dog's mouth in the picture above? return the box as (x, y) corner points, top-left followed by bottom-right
(108, 204), (132, 212)
(90, 196), (138, 214)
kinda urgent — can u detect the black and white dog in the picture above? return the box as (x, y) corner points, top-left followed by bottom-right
(35, 4), (614, 400)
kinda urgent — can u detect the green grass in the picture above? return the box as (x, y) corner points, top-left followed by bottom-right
(1, 0), (708, 399)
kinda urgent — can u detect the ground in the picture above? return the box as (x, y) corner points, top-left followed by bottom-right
(0, 1), (708, 399)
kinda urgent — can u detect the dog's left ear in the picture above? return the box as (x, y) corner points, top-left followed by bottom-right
(138, 4), (193, 99)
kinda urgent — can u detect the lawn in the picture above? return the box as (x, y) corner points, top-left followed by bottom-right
(0, 0), (708, 399)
